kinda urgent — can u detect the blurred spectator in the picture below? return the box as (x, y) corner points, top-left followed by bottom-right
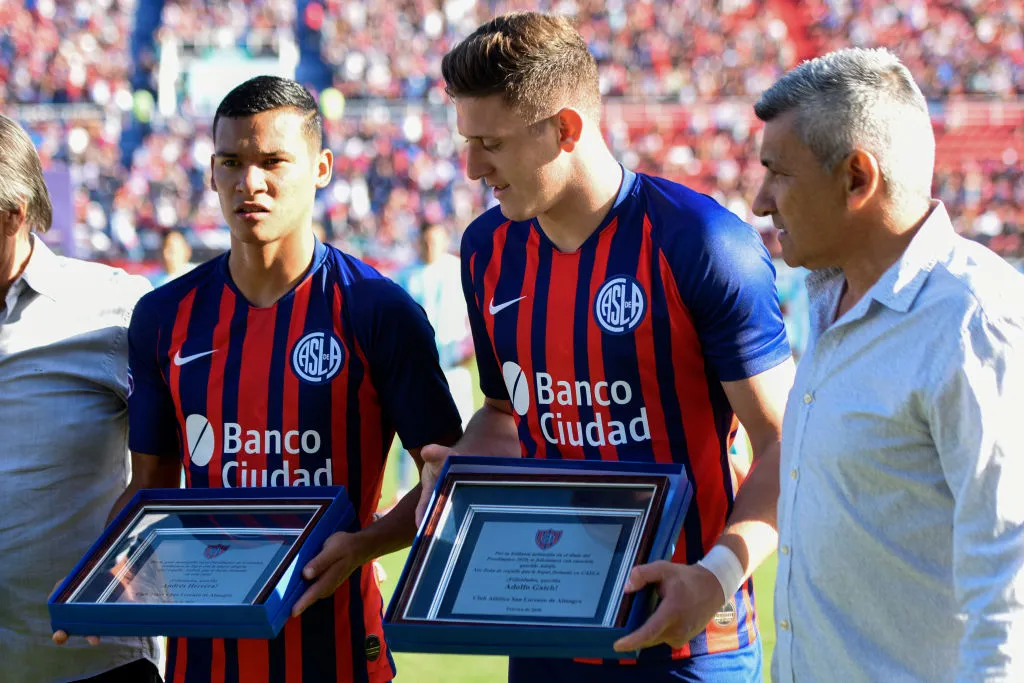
(392, 220), (475, 495)
(149, 229), (196, 287)
(1, 0), (1019, 270)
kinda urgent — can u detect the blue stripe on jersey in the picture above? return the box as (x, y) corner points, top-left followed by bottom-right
(347, 568), (371, 683)
(530, 236), (555, 458)
(219, 288), (249, 481)
(223, 639), (239, 683)
(179, 281), (222, 463)
(599, 216), (648, 461)
(268, 629), (287, 683)
(301, 595), (336, 682)
(183, 637), (213, 683)
(736, 586), (753, 649)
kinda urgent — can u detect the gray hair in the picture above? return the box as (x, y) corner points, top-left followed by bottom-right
(0, 114), (53, 233)
(755, 48), (934, 204)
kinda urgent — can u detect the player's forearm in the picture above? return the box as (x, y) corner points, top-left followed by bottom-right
(715, 442), (781, 579)
(452, 401), (521, 457)
(106, 453), (182, 524)
(357, 485), (423, 559)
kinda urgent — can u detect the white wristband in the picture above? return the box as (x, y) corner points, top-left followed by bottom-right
(696, 545), (746, 600)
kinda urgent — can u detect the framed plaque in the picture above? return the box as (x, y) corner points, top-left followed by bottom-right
(384, 456), (691, 659)
(49, 486), (355, 639)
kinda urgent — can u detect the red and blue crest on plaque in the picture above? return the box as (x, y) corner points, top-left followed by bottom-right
(204, 543), (230, 559)
(535, 529), (563, 550)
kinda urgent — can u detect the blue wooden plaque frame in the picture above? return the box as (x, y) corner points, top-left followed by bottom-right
(48, 486), (354, 639)
(384, 456), (692, 659)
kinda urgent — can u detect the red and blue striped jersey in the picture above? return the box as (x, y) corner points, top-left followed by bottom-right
(127, 240), (463, 683)
(462, 170), (791, 662)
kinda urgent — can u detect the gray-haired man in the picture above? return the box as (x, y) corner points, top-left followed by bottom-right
(0, 114), (163, 682)
(753, 48), (1024, 682)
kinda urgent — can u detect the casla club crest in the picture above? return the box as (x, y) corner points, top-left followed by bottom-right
(535, 529), (563, 550)
(204, 543), (230, 559)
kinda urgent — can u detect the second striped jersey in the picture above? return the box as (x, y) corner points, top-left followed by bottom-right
(461, 169), (791, 662)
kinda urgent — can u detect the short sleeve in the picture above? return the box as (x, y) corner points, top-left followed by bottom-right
(127, 294), (181, 457)
(348, 278), (464, 450)
(661, 206), (791, 382)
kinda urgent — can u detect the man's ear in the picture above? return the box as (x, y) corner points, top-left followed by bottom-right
(555, 108), (584, 153)
(843, 149), (882, 212)
(1, 202), (28, 236)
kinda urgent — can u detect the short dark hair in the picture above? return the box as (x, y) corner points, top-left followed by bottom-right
(213, 75), (323, 150)
(441, 12), (601, 122)
(0, 114), (53, 233)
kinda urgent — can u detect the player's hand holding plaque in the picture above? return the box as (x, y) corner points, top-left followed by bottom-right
(384, 456), (691, 658)
(49, 487), (354, 639)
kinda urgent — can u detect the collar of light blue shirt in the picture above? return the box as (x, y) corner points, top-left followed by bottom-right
(805, 200), (957, 317)
(19, 235), (63, 302)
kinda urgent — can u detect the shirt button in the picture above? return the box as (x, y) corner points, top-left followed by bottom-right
(780, 619), (790, 631)
(781, 545), (790, 555)
(803, 392), (814, 404)
(790, 468), (798, 480)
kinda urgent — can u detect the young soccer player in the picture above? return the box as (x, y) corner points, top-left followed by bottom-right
(420, 12), (795, 682)
(70, 76), (463, 683)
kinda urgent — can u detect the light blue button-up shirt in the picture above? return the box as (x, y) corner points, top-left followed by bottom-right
(773, 203), (1024, 683)
(0, 237), (162, 681)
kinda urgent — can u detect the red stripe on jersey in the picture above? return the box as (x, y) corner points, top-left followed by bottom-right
(515, 227), (545, 458)
(234, 307), (277, 490)
(211, 640), (225, 683)
(171, 639), (188, 683)
(671, 641), (693, 660)
(167, 289), (196, 481)
(237, 639), (269, 683)
(285, 622), (303, 683)
(205, 286), (235, 488)
(586, 219), (618, 461)
(479, 221), (509, 362)
(656, 251), (728, 554)
(742, 582), (757, 651)
(634, 217), (674, 465)
(545, 251), (584, 457)
(333, 584), (354, 683)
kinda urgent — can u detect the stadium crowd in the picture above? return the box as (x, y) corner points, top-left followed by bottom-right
(1, 0), (1021, 270)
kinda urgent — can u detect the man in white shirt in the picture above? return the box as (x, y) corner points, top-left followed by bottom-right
(0, 114), (162, 682)
(752, 48), (1024, 683)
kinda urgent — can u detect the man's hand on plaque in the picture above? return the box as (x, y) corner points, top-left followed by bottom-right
(292, 531), (371, 617)
(612, 560), (725, 652)
(50, 579), (101, 646)
(415, 443), (453, 526)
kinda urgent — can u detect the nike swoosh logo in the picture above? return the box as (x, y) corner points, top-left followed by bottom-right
(173, 350), (217, 367)
(488, 296), (527, 315)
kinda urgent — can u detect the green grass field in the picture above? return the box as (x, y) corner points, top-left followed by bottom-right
(373, 444), (778, 681)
